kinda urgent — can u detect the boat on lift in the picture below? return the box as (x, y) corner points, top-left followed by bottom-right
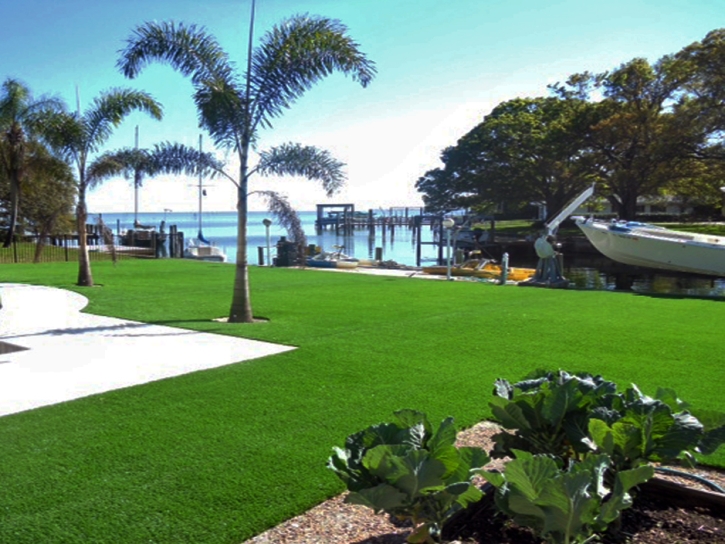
(574, 217), (725, 277)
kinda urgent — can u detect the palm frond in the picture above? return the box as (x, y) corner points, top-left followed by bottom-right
(87, 148), (150, 189)
(84, 89), (162, 153)
(255, 190), (307, 258)
(146, 141), (227, 179)
(249, 14), (376, 130)
(118, 22), (244, 149)
(256, 142), (346, 196)
(119, 21), (236, 86)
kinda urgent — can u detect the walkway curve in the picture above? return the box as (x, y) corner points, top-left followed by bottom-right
(0, 283), (294, 417)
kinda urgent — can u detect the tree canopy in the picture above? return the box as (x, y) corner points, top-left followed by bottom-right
(417, 28), (725, 220)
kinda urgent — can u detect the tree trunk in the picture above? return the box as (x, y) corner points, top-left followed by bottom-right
(76, 189), (94, 287)
(228, 158), (253, 323)
(3, 124), (24, 248)
(3, 177), (20, 248)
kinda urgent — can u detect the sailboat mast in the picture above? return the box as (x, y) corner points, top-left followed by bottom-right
(134, 126), (139, 225)
(198, 134), (203, 238)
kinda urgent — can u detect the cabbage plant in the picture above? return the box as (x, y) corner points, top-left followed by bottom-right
(328, 409), (489, 543)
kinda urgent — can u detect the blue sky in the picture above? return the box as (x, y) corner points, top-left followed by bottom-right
(2, 0), (723, 212)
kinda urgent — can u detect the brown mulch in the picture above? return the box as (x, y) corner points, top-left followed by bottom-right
(242, 421), (725, 544)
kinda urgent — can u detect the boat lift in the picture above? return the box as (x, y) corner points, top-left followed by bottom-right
(522, 183), (595, 287)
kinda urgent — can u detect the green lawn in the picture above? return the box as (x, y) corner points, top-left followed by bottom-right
(1, 259), (723, 544)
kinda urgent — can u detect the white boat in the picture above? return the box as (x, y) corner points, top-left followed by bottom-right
(183, 134), (227, 263)
(574, 217), (725, 277)
(306, 246), (358, 269)
(184, 238), (227, 262)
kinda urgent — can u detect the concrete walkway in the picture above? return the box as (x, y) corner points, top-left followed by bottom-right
(0, 283), (295, 417)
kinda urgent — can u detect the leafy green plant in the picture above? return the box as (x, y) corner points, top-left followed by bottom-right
(491, 371), (725, 469)
(489, 370), (619, 461)
(327, 409), (490, 543)
(585, 384), (725, 470)
(482, 450), (654, 544)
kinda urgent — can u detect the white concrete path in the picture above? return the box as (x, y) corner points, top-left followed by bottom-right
(0, 283), (294, 417)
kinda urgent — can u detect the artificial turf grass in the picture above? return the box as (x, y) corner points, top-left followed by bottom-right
(0, 259), (724, 544)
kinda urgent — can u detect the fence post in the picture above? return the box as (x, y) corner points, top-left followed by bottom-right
(12, 238), (18, 263)
(64, 236), (69, 262)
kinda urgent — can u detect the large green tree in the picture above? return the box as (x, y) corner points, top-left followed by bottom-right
(44, 89), (162, 286)
(551, 56), (700, 219)
(675, 28), (725, 161)
(117, 8), (375, 323)
(0, 78), (64, 247)
(416, 97), (596, 217)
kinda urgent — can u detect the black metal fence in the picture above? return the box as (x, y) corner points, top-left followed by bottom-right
(0, 230), (184, 264)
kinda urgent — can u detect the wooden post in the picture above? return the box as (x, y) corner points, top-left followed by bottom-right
(375, 247), (383, 261)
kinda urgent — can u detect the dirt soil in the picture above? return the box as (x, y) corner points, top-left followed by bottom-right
(243, 421), (725, 544)
(442, 488), (725, 544)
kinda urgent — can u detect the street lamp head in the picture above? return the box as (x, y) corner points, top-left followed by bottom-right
(262, 218), (272, 227)
(442, 217), (455, 229)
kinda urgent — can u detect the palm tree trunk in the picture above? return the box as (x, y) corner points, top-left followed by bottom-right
(3, 178), (20, 248)
(3, 123), (24, 248)
(228, 167), (253, 323)
(76, 190), (94, 287)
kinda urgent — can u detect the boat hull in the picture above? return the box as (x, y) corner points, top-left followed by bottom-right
(306, 258), (358, 269)
(575, 218), (725, 277)
(184, 245), (227, 263)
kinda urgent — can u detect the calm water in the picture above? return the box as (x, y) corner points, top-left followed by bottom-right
(98, 210), (437, 266)
(96, 210), (725, 298)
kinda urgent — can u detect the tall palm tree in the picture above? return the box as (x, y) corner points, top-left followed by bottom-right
(45, 89), (162, 286)
(117, 5), (375, 323)
(0, 78), (64, 247)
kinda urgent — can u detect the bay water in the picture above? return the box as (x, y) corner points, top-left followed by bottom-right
(96, 210), (725, 297)
(98, 210), (436, 266)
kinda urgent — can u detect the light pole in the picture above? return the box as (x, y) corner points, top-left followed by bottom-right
(720, 187), (725, 217)
(442, 217), (455, 281)
(262, 218), (272, 266)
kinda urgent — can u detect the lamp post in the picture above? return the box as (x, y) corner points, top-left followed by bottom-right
(720, 187), (725, 217)
(442, 217), (455, 281)
(262, 218), (272, 266)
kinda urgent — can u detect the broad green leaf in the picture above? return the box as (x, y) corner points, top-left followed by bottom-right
(493, 378), (514, 399)
(489, 397), (533, 430)
(588, 419), (615, 456)
(596, 464), (653, 526)
(404, 422), (427, 450)
(655, 387), (690, 411)
(480, 470), (505, 488)
(407, 524), (432, 543)
(503, 450), (560, 501)
(363, 445), (409, 483)
(447, 446), (490, 483)
(448, 481), (482, 508)
(700, 425), (725, 455)
(394, 409), (432, 435)
(395, 450), (446, 496)
(346, 483), (407, 512)
(652, 412), (703, 461)
(542, 377), (584, 427)
(427, 417), (457, 455)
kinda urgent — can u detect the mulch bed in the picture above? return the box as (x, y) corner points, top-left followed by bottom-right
(441, 481), (725, 544)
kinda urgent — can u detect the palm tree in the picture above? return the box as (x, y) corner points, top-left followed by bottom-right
(44, 89), (162, 286)
(117, 4), (375, 323)
(0, 78), (64, 247)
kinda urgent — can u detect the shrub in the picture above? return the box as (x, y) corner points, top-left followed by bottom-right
(328, 409), (489, 543)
